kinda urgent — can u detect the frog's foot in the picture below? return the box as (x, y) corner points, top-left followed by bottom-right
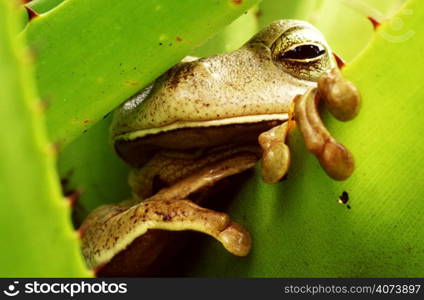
(318, 67), (361, 121)
(80, 197), (251, 270)
(294, 67), (360, 180)
(258, 123), (290, 184)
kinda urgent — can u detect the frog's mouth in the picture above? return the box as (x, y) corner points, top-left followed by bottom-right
(117, 113), (289, 142)
(114, 113), (289, 167)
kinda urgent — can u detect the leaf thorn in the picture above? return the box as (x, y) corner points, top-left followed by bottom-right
(333, 53), (346, 69)
(66, 189), (81, 208)
(24, 5), (39, 21)
(367, 16), (381, 30)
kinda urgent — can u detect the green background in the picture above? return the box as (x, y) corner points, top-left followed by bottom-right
(1, 0), (422, 277)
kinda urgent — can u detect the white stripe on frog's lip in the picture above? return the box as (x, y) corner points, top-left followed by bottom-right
(115, 113), (290, 142)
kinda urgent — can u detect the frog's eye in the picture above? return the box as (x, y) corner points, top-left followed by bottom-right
(270, 27), (332, 81)
(280, 44), (326, 60)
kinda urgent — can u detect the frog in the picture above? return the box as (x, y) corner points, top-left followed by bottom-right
(79, 19), (360, 276)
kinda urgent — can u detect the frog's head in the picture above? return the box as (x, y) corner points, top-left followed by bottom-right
(250, 19), (335, 81)
(111, 20), (336, 166)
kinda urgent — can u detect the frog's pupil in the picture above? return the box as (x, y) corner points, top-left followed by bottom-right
(281, 44), (325, 60)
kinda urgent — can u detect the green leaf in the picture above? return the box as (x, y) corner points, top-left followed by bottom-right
(0, 0), (90, 277)
(193, 6), (259, 57)
(185, 0), (424, 277)
(58, 116), (131, 223)
(258, 0), (318, 29)
(312, 0), (408, 62)
(23, 0), (260, 147)
(27, 0), (65, 14)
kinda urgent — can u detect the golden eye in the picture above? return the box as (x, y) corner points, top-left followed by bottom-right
(280, 44), (326, 60)
(270, 26), (333, 81)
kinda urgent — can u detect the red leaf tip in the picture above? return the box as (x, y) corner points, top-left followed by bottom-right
(66, 189), (81, 208)
(333, 53), (346, 69)
(24, 5), (39, 21)
(368, 16), (381, 30)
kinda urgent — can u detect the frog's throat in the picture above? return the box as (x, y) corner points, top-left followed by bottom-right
(114, 113), (289, 142)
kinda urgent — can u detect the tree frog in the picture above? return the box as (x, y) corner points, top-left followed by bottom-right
(80, 20), (360, 276)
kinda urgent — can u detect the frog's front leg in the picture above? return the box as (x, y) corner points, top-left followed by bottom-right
(80, 152), (257, 271)
(258, 122), (291, 184)
(294, 67), (361, 180)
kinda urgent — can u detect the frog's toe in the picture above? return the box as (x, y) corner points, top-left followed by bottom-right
(258, 123), (291, 184)
(218, 221), (251, 256)
(294, 88), (354, 181)
(80, 198), (251, 270)
(319, 137), (355, 180)
(318, 67), (361, 121)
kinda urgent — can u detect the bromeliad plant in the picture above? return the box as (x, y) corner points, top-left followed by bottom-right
(0, 0), (423, 277)
(1, 0), (260, 277)
(0, 0), (89, 277)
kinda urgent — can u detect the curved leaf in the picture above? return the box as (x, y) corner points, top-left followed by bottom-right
(186, 0), (424, 277)
(24, 0), (260, 146)
(0, 0), (89, 277)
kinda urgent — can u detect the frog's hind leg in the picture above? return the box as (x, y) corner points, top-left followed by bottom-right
(294, 67), (361, 180)
(81, 198), (250, 270)
(80, 152), (258, 271)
